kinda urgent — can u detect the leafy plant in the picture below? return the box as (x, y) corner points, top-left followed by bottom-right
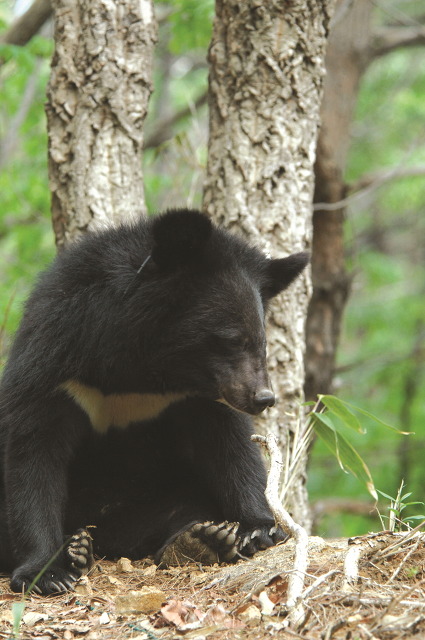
(282, 395), (409, 506)
(377, 480), (425, 532)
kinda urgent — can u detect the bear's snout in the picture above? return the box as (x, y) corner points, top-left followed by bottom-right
(253, 388), (275, 412)
(221, 383), (275, 415)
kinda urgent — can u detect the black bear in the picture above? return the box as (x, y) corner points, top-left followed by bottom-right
(0, 209), (308, 594)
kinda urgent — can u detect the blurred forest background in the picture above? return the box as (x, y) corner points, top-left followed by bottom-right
(0, 0), (424, 538)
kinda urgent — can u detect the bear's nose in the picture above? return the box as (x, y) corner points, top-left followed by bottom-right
(253, 389), (275, 411)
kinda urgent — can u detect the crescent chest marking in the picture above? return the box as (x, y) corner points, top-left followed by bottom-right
(60, 380), (188, 433)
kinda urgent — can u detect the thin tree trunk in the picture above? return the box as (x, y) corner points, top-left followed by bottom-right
(46, 0), (157, 248)
(203, 0), (335, 529)
(304, 0), (373, 401)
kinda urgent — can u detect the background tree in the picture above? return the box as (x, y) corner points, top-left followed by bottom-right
(307, 0), (425, 534)
(305, 0), (425, 402)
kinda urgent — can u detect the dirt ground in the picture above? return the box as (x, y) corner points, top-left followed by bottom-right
(1, 532), (425, 640)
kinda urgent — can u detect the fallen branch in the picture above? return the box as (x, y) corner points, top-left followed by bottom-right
(342, 545), (363, 591)
(340, 594), (425, 610)
(302, 569), (340, 599)
(251, 433), (308, 627)
(370, 523), (425, 562)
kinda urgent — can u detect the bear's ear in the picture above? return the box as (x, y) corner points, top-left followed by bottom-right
(263, 251), (310, 299)
(151, 209), (213, 270)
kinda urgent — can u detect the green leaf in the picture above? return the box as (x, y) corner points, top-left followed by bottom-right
(12, 601), (25, 636)
(312, 412), (346, 471)
(377, 489), (396, 501)
(339, 400), (411, 434)
(318, 395), (366, 433)
(312, 413), (378, 500)
(403, 501), (425, 508)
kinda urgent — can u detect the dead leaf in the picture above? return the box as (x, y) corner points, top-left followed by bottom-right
(142, 564), (157, 577)
(0, 610), (14, 625)
(160, 599), (203, 627)
(116, 557), (133, 572)
(115, 587), (165, 614)
(99, 611), (110, 624)
(239, 605), (261, 623)
(204, 604), (228, 624)
(22, 611), (49, 626)
(258, 590), (275, 615)
(74, 576), (93, 596)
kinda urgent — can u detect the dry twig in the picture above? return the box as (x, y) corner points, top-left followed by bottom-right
(251, 433), (309, 627)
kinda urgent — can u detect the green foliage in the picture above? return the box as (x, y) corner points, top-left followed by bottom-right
(309, 395), (407, 502)
(309, 41), (425, 536)
(158, 0), (214, 53)
(143, 1), (211, 213)
(0, 37), (54, 359)
(377, 481), (425, 532)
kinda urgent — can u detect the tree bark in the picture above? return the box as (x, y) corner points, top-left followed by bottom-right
(203, 0), (334, 529)
(304, 0), (373, 401)
(45, 0), (157, 248)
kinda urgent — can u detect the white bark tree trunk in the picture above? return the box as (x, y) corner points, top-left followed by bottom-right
(46, 0), (157, 247)
(203, 0), (335, 528)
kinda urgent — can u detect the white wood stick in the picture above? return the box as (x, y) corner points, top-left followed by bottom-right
(252, 433), (309, 626)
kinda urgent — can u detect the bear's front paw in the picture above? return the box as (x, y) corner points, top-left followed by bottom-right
(11, 564), (79, 595)
(65, 528), (94, 574)
(157, 520), (240, 566)
(238, 524), (289, 556)
(190, 520), (240, 562)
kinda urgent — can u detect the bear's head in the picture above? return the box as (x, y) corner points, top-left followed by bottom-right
(146, 209), (309, 415)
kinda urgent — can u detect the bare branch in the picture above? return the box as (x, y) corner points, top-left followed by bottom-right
(144, 91), (208, 150)
(348, 165), (425, 194)
(0, 0), (52, 46)
(371, 25), (425, 59)
(313, 164), (425, 212)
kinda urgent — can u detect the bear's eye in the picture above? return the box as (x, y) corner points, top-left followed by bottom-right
(228, 336), (248, 350)
(209, 332), (250, 353)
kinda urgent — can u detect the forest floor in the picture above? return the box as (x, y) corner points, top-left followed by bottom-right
(1, 531), (425, 640)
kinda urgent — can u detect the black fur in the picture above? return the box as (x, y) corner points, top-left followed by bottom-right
(0, 209), (308, 594)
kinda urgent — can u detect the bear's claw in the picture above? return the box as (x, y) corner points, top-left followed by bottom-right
(238, 524), (289, 556)
(158, 520), (240, 566)
(66, 528), (94, 572)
